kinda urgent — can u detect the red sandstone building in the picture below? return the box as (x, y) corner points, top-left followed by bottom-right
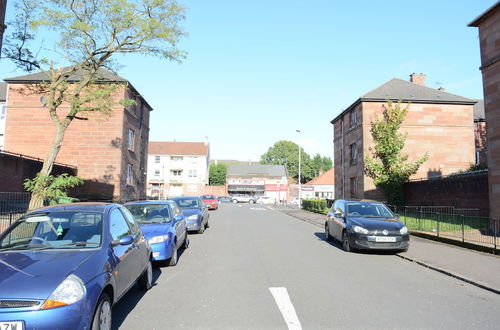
(469, 2), (500, 221)
(2, 68), (151, 201)
(331, 73), (477, 200)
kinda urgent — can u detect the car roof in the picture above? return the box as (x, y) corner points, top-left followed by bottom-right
(124, 200), (170, 205)
(169, 196), (199, 199)
(338, 199), (384, 203)
(31, 202), (115, 214)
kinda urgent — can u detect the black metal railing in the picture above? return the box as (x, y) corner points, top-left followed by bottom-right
(389, 205), (498, 252)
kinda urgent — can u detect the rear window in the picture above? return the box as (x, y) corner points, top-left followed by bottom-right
(202, 195), (216, 200)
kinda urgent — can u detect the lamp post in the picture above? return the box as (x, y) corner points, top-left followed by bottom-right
(296, 129), (301, 208)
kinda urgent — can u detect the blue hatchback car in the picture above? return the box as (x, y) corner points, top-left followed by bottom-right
(169, 196), (209, 234)
(124, 200), (189, 267)
(0, 203), (153, 330)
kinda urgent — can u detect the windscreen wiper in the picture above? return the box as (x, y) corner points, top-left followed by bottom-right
(60, 241), (100, 247)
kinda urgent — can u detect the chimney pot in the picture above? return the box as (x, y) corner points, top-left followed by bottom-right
(438, 87), (445, 92)
(410, 73), (426, 86)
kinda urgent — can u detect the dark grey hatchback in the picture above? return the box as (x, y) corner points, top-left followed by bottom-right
(325, 200), (409, 252)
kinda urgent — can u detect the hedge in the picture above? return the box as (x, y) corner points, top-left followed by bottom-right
(302, 199), (328, 214)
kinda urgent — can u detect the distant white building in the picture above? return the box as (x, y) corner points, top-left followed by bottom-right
(302, 168), (335, 199)
(147, 141), (210, 198)
(0, 83), (6, 150)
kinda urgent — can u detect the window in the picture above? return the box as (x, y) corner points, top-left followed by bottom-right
(109, 209), (132, 240)
(127, 164), (133, 185)
(119, 207), (141, 234)
(350, 143), (357, 165)
(155, 155), (161, 163)
(172, 157), (183, 161)
(350, 110), (357, 128)
(350, 177), (357, 198)
(0, 104), (6, 120)
(154, 170), (160, 177)
(172, 170), (182, 176)
(128, 129), (135, 151)
(188, 170), (197, 177)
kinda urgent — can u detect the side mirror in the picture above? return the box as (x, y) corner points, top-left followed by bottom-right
(334, 211), (344, 219)
(112, 235), (134, 246)
(394, 214), (400, 219)
(174, 215), (184, 222)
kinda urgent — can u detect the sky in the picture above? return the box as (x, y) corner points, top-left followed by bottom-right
(0, 0), (496, 161)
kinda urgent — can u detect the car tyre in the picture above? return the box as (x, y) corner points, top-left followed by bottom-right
(168, 244), (178, 266)
(342, 230), (351, 252)
(138, 259), (153, 290)
(325, 224), (332, 241)
(232, 199), (237, 204)
(183, 232), (189, 249)
(249, 199), (255, 204)
(91, 293), (112, 330)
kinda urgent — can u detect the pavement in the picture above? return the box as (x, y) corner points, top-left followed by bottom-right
(276, 205), (500, 295)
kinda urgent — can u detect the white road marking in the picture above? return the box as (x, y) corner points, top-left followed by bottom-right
(249, 207), (266, 211)
(269, 287), (302, 330)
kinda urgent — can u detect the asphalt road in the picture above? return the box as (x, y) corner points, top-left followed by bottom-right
(112, 204), (500, 329)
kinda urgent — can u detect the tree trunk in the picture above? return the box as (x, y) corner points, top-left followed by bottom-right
(28, 123), (68, 210)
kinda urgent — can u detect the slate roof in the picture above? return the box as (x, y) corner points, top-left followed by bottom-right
(4, 67), (127, 84)
(0, 82), (6, 102)
(331, 78), (477, 124)
(305, 168), (334, 185)
(468, 1), (500, 26)
(227, 164), (287, 178)
(3, 67), (152, 110)
(149, 142), (209, 156)
(473, 99), (485, 121)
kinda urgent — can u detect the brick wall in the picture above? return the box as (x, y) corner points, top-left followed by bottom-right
(473, 7), (500, 220)
(4, 83), (150, 201)
(0, 151), (77, 192)
(404, 172), (489, 210)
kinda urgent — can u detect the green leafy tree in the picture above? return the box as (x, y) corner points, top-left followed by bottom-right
(209, 163), (227, 185)
(260, 140), (313, 183)
(3, 0), (186, 209)
(24, 173), (84, 204)
(309, 153), (332, 178)
(364, 100), (429, 205)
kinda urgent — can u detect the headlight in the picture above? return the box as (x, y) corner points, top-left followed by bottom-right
(187, 215), (198, 220)
(353, 226), (369, 234)
(400, 226), (408, 234)
(41, 274), (86, 309)
(149, 234), (169, 244)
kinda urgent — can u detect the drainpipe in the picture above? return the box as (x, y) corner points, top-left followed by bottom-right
(341, 117), (345, 199)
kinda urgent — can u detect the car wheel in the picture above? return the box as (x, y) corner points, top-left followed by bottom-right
(249, 200), (255, 204)
(91, 293), (112, 330)
(168, 244), (178, 266)
(342, 231), (351, 252)
(198, 223), (205, 234)
(232, 199), (237, 203)
(205, 220), (210, 229)
(138, 259), (153, 290)
(325, 224), (332, 241)
(183, 232), (189, 249)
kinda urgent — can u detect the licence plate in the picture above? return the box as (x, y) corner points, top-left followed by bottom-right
(375, 236), (396, 242)
(0, 322), (24, 330)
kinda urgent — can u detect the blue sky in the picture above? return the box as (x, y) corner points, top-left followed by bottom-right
(0, 0), (495, 161)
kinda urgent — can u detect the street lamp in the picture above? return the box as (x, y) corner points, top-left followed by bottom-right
(296, 129), (301, 208)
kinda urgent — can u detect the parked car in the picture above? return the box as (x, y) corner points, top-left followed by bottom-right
(291, 197), (300, 205)
(169, 196), (209, 234)
(0, 203), (153, 329)
(231, 194), (256, 204)
(201, 194), (218, 210)
(124, 200), (189, 267)
(217, 196), (232, 203)
(325, 199), (409, 252)
(256, 196), (274, 205)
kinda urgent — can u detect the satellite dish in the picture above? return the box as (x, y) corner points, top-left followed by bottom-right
(39, 96), (48, 106)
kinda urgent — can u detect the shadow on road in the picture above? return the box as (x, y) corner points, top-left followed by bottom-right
(112, 267), (163, 330)
(314, 232), (399, 255)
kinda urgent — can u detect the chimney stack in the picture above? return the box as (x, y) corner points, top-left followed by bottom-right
(409, 73), (426, 86)
(438, 87), (445, 92)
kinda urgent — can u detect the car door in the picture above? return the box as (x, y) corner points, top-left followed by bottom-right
(170, 202), (186, 246)
(199, 197), (208, 225)
(332, 201), (346, 240)
(108, 208), (136, 298)
(119, 206), (148, 275)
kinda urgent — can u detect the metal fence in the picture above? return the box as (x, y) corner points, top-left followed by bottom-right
(0, 192), (31, 213)
(389, 205), (499, 251)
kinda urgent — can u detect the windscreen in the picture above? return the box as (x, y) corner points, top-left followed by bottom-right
(125, 204), (171, 223)
(0, 211), (103, 250)
(172, 198), (200, 209)
(345, 202), (394, 218)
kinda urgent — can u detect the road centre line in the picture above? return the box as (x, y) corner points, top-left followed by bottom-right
(269, 287), (302, 330)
